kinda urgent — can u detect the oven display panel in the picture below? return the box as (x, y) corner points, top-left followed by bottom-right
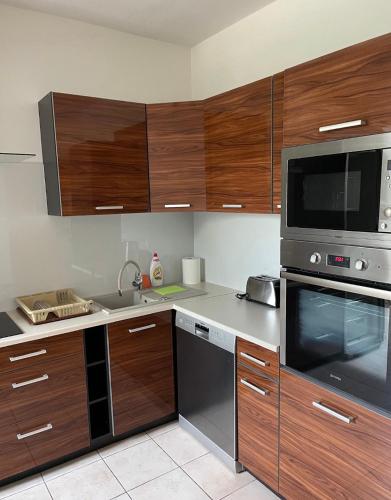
(327, 254), (351, 268)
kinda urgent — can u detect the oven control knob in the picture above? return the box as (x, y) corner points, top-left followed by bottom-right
(310, 252), (321, 264)
(384, 207), (391, 218)
(355, 259), (368, 271)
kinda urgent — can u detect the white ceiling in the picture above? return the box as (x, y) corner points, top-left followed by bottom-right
(1, 0), (275, 46)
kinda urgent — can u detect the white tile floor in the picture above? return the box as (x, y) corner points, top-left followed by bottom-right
(0, 421), (279, 500)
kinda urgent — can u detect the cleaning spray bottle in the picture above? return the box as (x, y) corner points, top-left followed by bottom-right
(150, 251), (164, 287)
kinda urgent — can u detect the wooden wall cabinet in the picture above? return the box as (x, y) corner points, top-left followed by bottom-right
(39, 92), (150, 216)
(0, 332), (90, 481)
(108, 312), (175, 436)
(147, 101), (206, 211)
(204, 78), (273, 213)
(284, 32), (391, 147)
(272, 72), (284, 214)
(279, 369), (391, 499)
(236, 339), (279, 491)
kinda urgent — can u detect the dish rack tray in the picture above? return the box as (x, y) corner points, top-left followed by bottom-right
(16, 289), (93, 324)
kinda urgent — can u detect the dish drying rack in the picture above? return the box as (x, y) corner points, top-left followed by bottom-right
(16, 289), (92, 324)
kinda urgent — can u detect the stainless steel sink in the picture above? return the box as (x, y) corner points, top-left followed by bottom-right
(91, 284), (207, 314)
(91, 289), (159, 313)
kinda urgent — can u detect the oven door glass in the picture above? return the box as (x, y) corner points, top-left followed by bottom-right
(285, 276), (391, 412)
(287, 149), (382, 231)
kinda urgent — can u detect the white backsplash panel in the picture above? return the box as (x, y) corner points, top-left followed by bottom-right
(0, 162), (194, 312)
(193, 212), (280, 292)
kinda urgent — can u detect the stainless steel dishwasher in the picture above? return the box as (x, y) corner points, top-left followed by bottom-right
(176, 311), (243, 472)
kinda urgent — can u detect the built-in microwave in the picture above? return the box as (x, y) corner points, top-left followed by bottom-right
(281, 132), (391, 248)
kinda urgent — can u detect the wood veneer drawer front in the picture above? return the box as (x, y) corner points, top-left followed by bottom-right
(0, 400), (90, 481)
(237, 364), (278, 407)
(237, 338), (279, 379)
(0, 362), (87, 422)
(0, 331), (84, 375)
(110, 311), (171, 335)
(279, 370), (391, 499)
(237, 368), (278, 491)
(283, 32), (391, 147)
(108, 311), (175, 435)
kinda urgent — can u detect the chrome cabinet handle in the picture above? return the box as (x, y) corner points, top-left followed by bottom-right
(240, 378), (269, 396)
(12, 374), (49, 389)
(95, 206), (124, 211)
(276, 204), (281, 209)
(222, 204), (243, 209)
(240, 351), (270, 367)
(312, 401), (355, 424)
(319, 119), (366, 133)
(128, 323), (156, 333)
(9, 349), (47, 362)
(164, 204), (191, 208)
(17, 423), (53, 440)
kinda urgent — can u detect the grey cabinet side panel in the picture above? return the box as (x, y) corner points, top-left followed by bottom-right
(38, 93), (62, 215)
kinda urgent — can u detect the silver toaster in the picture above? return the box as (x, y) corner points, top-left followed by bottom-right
(237, 275), (280, 308)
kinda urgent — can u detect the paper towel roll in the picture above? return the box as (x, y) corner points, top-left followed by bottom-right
(182, 257), (201, 285)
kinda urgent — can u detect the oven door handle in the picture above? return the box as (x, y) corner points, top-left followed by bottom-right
(281, 271), (391, 300)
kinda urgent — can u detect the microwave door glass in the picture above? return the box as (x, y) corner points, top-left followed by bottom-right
(287, 149), (382, 232)
(285, 280), (391, 413)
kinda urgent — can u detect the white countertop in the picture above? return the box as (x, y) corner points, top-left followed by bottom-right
(175, 293), (280, 352)
(5, 282), (280, 351)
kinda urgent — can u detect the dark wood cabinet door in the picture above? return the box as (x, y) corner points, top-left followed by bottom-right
(147, 101), (206, 211)
(272, 72), (284, 214)
(284, 33), (391, 147)
(0, 331), (90, 481)
(39, 92), (150, 215)
(108, 312), (175, 436)
(237, 363), (279, 491)
(280, 369), (391, 499)
(204, 78), (272, 213)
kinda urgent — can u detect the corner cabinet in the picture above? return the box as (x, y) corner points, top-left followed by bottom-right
(108, 312), (176, 436)
(283, 32), (391, 147)
(280, 369), (391, 499)
(39, 92), (150, 216)
(147, 101), (206, 211)
(204, 78), (272, 213)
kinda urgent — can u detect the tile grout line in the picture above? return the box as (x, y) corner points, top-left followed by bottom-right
(0, 478), (45, 500)
(98, 434), (151, 461)
(42, 454), (103, 484)
(42, 476), (54, 500)
(178, 465), (214, 500)
(101, 458), (131, 495)
(149, 434), (214, 500)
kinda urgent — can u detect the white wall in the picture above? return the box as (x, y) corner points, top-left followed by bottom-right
(191, 0), (391, 99)
(0, 4), (193, 311)
(191, 0), (391, 290)
(194, 213), (280, 291)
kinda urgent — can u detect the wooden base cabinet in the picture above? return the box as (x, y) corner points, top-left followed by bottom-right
(280, 369), (391, 499)
(236, 339), (279, 491)
(108, 312), (175, 436)
(0, 332), (90, 482)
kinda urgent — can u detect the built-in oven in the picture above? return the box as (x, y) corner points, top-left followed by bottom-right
(281, 239), (391, 415)
(281, 132), (391, 248)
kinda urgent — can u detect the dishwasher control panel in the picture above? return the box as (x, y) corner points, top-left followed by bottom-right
(176, 311), (236, 353)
